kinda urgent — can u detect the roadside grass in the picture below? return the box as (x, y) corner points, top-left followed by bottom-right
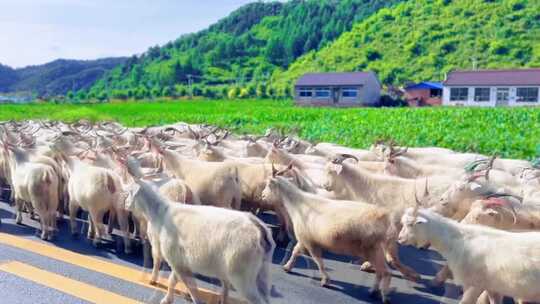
(1, 99), (539, 159)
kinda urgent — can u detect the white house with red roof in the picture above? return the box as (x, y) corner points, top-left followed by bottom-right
(442, 69), (540, 107)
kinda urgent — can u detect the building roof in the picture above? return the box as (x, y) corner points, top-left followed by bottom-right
(295, 72), (374, 86)
(405, 82), (443, 91)
(444, 69), (540, 86)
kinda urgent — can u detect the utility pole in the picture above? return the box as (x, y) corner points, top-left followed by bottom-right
(471, 56), (478, 70)
(105, 79), (110, 103)
(187, 74), (193, 99)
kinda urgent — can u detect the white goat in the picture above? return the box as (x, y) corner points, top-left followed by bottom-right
(262, 173), (396, 303)
(398, 207), (540, 304)
(4, 144), (59, 240)
(154, 145), (241, 209)
(57, 150), (131, 253)
(124, 179), (275, 304)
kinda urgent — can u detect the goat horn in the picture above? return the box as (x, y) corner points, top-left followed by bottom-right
(187, 126), (199, 140)
(487, 193), (524, 203)
(395, 147), (408, 157)
(485, 154), (497, 180)
(412, 180), (421, 217)
(464, 158), (489, 173)
(271, 162), (278, 178)
(243, 136), (255, 143)
(276, 162), (295, 176)
(467, 170), (488, 182)
(333, 154), (358, 164)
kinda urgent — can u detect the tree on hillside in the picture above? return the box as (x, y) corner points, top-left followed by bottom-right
(266, 37), (286, 66)
(172, 60), (184, 83)
(86, 0), (409, 96)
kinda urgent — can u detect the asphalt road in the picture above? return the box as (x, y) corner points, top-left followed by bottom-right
(0, 201), (468, 304)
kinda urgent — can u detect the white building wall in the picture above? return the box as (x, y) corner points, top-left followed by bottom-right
(361, 73), (381, 105)
(442, 86), (540, 107)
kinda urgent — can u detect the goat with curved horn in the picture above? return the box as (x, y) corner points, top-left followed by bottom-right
(331, 154), (359, 164)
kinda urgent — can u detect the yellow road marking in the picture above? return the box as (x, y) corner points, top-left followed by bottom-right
(0, 233), (238, 304)
(0, 261), (141, 304)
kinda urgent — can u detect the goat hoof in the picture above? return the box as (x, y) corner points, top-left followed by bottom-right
(360, 262), (375, 273)
(406, 273), (421, 282)
(149, 280), (157, 286)
(368, 289), (379, 299)
(159, 297), (173, 304)
(283, 265), (292, 273)
(320, 278), (330, 287)
(429, 278), (444, 287)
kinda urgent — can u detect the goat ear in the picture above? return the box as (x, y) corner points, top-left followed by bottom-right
(469, 182), (482, 191)
(486, 209), (499, 216)
(415, 217), (428, 224)
(286, 162), (294, 171)
(330, 163), (343, 175)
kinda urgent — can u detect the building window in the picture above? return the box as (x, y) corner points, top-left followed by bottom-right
(516, 87), (539, 102)
(450, 88), (469, 101)
(315, 88), (331, 98)
(474, 88), (491, 102)
(342, 88), (358, 98)
(298, 88), (312, 97)
(430, 89), (442, 98)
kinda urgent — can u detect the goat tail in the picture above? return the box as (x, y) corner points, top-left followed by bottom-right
(106, 174), (116, 194)
(250, 215), (275, 303)
(234, 167), (240, 184)
(42, 170), (52, 185)
(250, 215), (275, 255)
(183, 183), (194, 204)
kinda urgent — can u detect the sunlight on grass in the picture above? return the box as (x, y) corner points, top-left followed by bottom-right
(1, 99), (538, 159)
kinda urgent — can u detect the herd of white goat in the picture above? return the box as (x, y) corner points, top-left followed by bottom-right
(0, 120), (539, 304)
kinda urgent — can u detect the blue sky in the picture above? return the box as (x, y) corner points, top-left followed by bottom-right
(0, 0), (254, 68)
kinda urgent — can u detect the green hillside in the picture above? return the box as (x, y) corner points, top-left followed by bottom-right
(275, 0), (540, 90)
(87, 0), (403, 99)
(0, 58), (127, 96)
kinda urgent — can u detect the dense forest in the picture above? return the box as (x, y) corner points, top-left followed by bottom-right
(87, 0), (404, 100)
(275, 0), (540, 90)
(0, 58), (127, 96)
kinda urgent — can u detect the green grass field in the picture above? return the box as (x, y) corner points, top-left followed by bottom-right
(1, 99), (539, 159)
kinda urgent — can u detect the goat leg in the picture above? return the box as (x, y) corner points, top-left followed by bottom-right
(305, 246), (330, 287)
(15, 198), (23, 224)
(385, 242), (420, 282)
(370, 245), (393, 304)
(283, 242), (304, 273)
(160, 272), (177, 304)
(178, 270), (203, 304)
(431, 264), (452, 286)
(220, 280), (230, 304)
(460, 285), (483, 304)
(150, 245), (162, 285)
(69, 202), (79, 237)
